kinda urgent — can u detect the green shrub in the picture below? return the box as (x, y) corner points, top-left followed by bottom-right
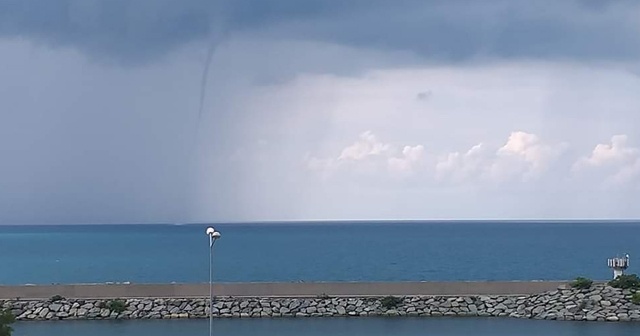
(50, 295), (65, 302)
(570, 277), (593, 290)
(0, 309), (15, 336)
(609, 274), (640, 290)
(632, 292), (640, 305)
(380, 296), (403, 310)
(106, 299), (127, 314)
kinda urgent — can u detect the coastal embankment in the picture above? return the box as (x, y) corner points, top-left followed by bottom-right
(1, 282), (639, 322)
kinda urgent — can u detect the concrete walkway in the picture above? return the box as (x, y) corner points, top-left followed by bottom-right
(0, 281), (568, 299)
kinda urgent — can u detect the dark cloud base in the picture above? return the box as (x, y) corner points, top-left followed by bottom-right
(1, 0), (638, 64)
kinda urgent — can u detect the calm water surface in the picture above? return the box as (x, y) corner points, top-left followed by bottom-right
(13, 317), (640, 336)
(1, 221), (639, 284)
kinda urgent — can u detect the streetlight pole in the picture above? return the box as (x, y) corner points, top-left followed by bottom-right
(206, 227), (221, 336)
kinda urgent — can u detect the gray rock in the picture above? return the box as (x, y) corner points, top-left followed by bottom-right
(2, 285), (638, 323)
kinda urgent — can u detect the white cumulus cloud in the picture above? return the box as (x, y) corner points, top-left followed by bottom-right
(490, 131), (569, 181)
(387, 145), (426, 177)
(307, 131), (425, 179)
(573, 135), (640, 186)
(574, 135), (638, 168)
(435, 143), (488, 183)
(312, 130), (569, 184)
(337, 131), (392, 161)
(436, 131), (568, 183)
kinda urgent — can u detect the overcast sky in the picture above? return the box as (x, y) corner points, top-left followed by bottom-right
(1, 0), (639, 224)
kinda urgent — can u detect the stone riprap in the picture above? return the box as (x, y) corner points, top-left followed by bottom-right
(2, 285), (638, 322)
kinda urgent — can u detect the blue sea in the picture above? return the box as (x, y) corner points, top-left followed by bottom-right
(13, 317), (640, 336)
(1, 221), (638, 285)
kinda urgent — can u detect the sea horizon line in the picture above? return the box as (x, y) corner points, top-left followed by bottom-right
(1, 218), (640, 226)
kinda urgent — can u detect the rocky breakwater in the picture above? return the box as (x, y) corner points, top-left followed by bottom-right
(2, 284), (638, 322)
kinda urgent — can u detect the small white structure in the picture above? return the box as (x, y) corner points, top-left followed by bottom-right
(607, 254), (630, 279)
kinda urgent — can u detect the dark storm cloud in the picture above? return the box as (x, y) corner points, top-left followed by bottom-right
(0, 0), (377, 63)
(1, 0), (639, 63)
(1, 0), (640, 224)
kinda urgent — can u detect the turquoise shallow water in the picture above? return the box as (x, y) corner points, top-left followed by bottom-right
(0, 221), (639, 285)
(13, 317), (640, 336)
